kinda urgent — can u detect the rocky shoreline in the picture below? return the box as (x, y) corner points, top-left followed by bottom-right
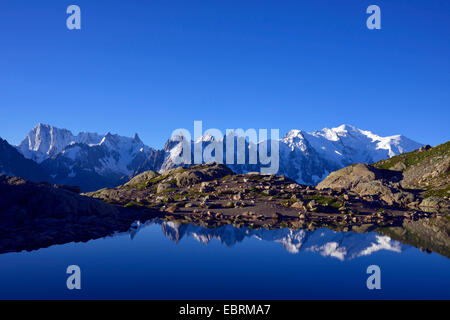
(0, 143), (448, 256)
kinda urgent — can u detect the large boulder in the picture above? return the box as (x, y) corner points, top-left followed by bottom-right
(172, 164), (233, 187)
(317, 163), (414, 206)
(157, 182), (177, 193)
(317, 163), (399, 190)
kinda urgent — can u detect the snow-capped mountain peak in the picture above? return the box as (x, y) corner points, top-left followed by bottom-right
(195, 133), (222, 143)
(17, 123), (103, 163)
(276, 124), (422, 184)
(282, 130), (307, 151)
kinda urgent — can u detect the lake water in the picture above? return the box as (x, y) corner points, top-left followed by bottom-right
(0, 220), (448, 299)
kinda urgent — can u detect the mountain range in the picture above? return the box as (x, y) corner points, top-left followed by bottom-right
(0, 123), (423, 191)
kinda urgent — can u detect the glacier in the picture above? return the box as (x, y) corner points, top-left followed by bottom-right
(14, 123), (423, 191)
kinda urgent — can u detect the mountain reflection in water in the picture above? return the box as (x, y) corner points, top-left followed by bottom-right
(126, 220), (404, 261)
(1, 218), (448, 299)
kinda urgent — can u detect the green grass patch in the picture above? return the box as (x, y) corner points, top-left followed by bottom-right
(124, 201), (143, 208)
(148, 175), (166, 185)
(374, 141), (450, 171)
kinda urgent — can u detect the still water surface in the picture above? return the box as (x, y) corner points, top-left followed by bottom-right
(0, 220), (448, 299)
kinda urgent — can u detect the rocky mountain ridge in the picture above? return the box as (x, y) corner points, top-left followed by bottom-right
(11, 123), (423, 191)
(318, 141), (450, 210)
(0, 137), (50, 183)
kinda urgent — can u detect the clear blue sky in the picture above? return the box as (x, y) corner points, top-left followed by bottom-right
(0, 0), (449, 148)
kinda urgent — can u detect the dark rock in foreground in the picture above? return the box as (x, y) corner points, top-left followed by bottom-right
(0, 175), (162, 253)
(0, 175), (118, 224)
